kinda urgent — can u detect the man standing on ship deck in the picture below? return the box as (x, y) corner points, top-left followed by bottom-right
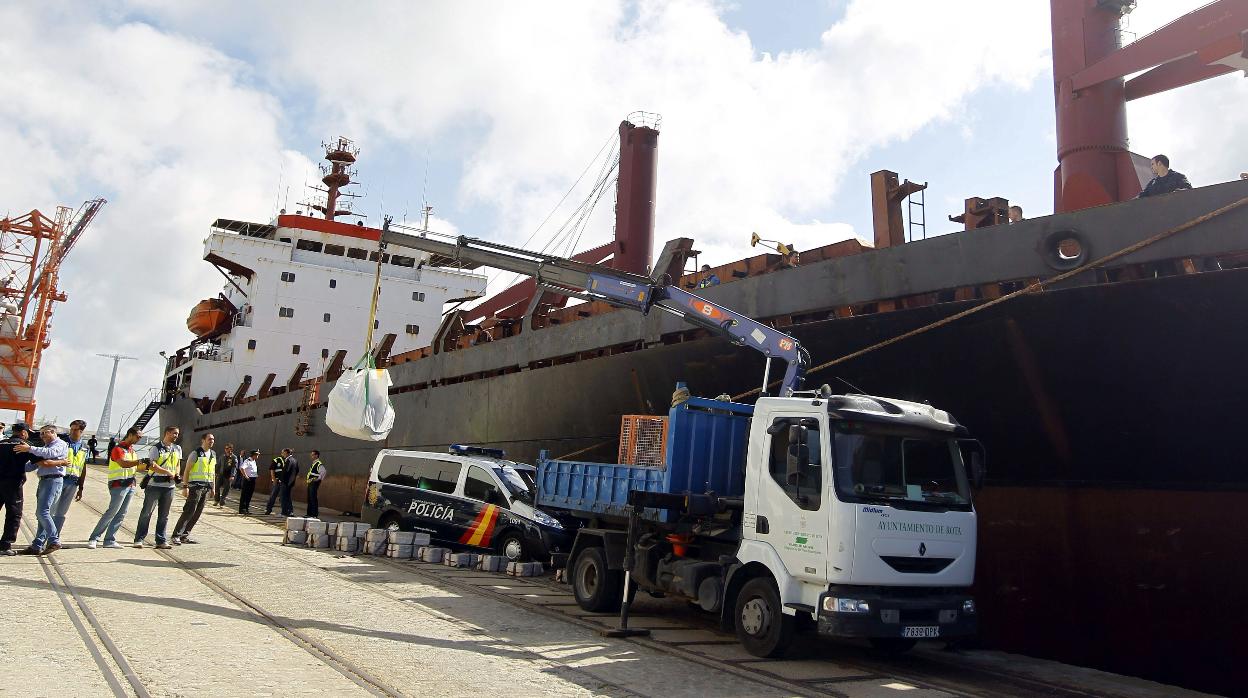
(305, 450), (325, 519)
(16, 425), (71, 555)
(133, 426), (181, 549)
(172, 433), (215, 544)
(1138, 154), (1193, 198)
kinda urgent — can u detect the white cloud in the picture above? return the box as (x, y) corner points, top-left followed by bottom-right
(0, 4), (315, 428)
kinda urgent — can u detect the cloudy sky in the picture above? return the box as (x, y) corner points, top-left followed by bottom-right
(1, 0), (1243, 431)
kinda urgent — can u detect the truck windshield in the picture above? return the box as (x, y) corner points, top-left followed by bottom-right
(497, 464), (535, 505)
(832, 421), (971, 510)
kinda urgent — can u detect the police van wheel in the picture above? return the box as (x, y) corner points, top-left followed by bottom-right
(572, 546), (622, 613)
(734, 577), (794, 658)
(496, 531), (526, 562)
(378, 514), (401, 531)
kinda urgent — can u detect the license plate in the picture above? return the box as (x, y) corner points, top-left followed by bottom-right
(902, 626), (940, 638)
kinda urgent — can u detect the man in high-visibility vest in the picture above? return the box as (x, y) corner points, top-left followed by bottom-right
(172, 433), (216, 544)
(133, 425), (181, 549)
(305, 450), (326, 518)
(51, 419), (89, 536)
(87, 427), (146, 549)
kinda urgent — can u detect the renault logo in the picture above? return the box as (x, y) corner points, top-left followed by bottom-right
(918, 542), (927, 556)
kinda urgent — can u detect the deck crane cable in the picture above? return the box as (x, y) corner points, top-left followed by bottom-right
(482, 130), (620, 295)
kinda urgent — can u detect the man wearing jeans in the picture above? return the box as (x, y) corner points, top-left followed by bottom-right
(87, 427), (145, 549)
(52, 420), (89, 537)
(134, 426), (181, 549)
(172, 433), (215, 544)
(16, 425), (70, 555)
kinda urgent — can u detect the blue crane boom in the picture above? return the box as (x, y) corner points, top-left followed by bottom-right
(379, 223), (809, 396)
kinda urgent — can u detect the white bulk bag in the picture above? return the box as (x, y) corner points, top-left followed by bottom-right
(325, 365), (395, 441)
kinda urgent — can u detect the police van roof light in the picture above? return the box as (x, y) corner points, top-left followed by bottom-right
(449, 444), (506, 459)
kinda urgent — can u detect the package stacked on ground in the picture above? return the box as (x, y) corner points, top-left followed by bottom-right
(477, 555), (508, 572)
(385, 530), (427, 559)
(305, 520), (330, 548)
(363, 528), (388, 555)
(416, 546), (448, 563)
(444, 552), (480, 568)
(335, 522), (367, 553)
(507, 561), (544, 577)
(284, 517), (308, 545)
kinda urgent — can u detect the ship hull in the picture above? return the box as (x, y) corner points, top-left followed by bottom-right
(162, 265), (1248, 694)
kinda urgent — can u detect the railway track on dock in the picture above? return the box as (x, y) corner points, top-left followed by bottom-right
(230, 511), (1115, 698)
(61, 499), (408, 698)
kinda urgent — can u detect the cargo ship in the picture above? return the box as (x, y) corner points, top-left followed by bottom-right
(156, 3), (1248, 694)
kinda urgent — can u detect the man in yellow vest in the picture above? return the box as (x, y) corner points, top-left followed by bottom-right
(173, 433), (216, 544)
(87, 427), (146, 549)
(51, 419), (89, 536)
(305, 450), (326, 518)
(133, 425), (181, 549)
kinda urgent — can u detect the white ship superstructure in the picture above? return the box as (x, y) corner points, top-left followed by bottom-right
(162, 138), (486, 410)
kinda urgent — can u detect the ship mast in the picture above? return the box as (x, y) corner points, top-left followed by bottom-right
(303, 137), (363, 221)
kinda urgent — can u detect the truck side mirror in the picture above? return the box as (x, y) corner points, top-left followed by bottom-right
(786, 425), (809, 485)
(958, 439), (987, 490)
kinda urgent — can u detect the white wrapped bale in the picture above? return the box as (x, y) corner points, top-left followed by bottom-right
(416, 546), (446, 563)
(285, 530), (308, 545)
(308, 533), (330, 549)
(324, 522), (339, 536)
(364, 539), (387, 555)
(336, 537), (359, 553)
(285, 517), (307, 532)
(477, 555), (507, 573)
(443, 552), (479, 568)
(387, 543), (414, 559)
(344, 522), (369, 536)
(304, 520), (328, 535)
(507, 561), (544, 577)
(365, 528), (388, 543)
(386, 530), (416, 545)
(410, 532), (431, 546)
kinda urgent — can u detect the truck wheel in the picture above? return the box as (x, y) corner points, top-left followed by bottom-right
(869, 638), (918, 655)
(734, 577), (794, 658)
(572, 547), (622, 613)
(495, 531), (527, 562)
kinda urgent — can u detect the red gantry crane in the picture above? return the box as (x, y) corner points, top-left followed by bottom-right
(0, 199), (105, 423)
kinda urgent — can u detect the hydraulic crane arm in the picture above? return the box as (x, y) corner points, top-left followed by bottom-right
(381, 223), (809, 395)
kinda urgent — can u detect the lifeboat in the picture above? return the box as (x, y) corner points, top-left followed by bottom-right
(186, 298), (235, 339)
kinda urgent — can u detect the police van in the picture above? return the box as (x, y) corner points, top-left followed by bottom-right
(361, 445), (571, 562)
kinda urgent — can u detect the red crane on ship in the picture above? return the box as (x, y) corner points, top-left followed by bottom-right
(1052, 0), (1248, 212)
(0, 199), (105, 423)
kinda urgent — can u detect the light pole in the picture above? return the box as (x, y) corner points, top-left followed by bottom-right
(96, 353), (136, 437)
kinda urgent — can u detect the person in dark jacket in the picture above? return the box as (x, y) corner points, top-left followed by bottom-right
(0, 424), (33, 556)
(1138, 154), (1192, 198)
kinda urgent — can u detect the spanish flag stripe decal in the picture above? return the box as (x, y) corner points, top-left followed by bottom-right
(465, 505), (498, 547)
(458, 506), (490, 544)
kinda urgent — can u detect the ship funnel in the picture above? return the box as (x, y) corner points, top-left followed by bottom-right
(613, 112), (661, 275)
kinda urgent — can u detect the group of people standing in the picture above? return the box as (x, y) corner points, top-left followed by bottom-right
(0, 420), (327, 554)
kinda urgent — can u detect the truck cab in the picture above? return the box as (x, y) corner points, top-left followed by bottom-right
(733, 393), (978, 655)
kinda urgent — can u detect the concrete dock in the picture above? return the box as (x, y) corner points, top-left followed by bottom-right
(0, 466), (1218, 698)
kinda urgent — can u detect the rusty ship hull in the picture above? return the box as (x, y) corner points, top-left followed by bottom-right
(160, 179), (1248, 694)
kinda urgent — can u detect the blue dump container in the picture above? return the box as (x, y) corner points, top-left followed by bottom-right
(537, 396), (754, 522)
